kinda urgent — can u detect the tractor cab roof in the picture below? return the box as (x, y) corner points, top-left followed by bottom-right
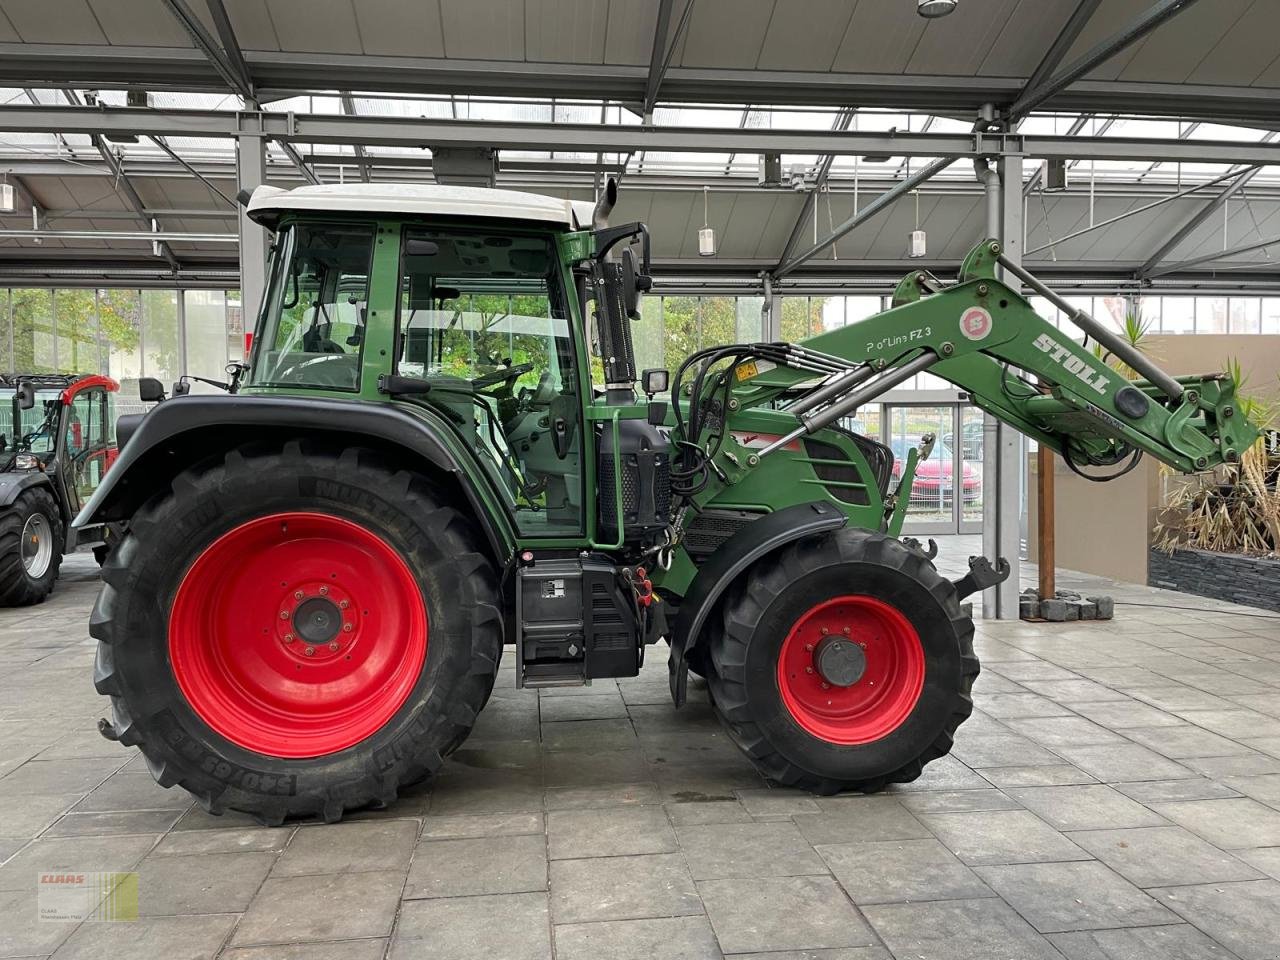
(247, 183), (597, 232)
(1, 373), (119, 404)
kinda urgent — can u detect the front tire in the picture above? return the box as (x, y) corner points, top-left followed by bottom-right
(0, 487), (63, 606)
(705, 528), (977, 795)
(91, 441), (503, 824)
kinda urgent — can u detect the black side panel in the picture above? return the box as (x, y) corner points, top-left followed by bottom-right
(73, 394), (510, 559)
(668, 500), (847, 706)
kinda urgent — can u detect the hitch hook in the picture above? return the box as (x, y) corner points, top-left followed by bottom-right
(952, 555), (1011, 601)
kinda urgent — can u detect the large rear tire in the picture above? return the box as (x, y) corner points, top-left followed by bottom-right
(91, 441), (503, 824)
(705, 528), (976, 795)
(0, 487), (63, 607)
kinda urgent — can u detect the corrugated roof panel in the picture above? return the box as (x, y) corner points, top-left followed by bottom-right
(1116, 0), (1253, 84)
(526, 0), (609, 64)
(0, 0), (106, 43)
(84, 0), (193, 46)
(1185, 0), (1279, 87)
(676, 0), (775, 70)
(906, 0), (1023, 77)
(439, 0), (523, 59)
(224, 0), (282, 52)
(978, 0), (1084, 78)
(830, 0), (928, 75)
(266, 0), (362, 54)
(1062, 0), (1150, 82)
(352, 0), (445, 58)
(603, 0), (661, 66)
(755, 0), (854, 72)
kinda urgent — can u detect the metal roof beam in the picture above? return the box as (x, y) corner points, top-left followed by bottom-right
(1009, 0), (1204, 120)
(276, 140), (322, 186)
(340, 94), (371, 183)
(1021, 0), (1103, 104)
(1137, 164), (1265, 277)
(774, 157), (956, 280)
(205, 0), (254, 98)
(159, 0), (253, 100)
(1144, 233), (1280, 278)
(775, 107), (855, 271)
(6, 105), (1280, 165)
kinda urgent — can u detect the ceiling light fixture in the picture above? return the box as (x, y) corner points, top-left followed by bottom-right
(698, 186), (716, 257)
(917, 0), (958, 18)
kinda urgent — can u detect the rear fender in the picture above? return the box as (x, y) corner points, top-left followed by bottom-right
(0, 471), (56, 510)
(73, 394), (516, 561)
(668, 500), (847, 706)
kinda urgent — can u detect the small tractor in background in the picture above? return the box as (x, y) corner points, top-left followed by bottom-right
(78, 180), (1259, 823)
(0, 374), (120, 605)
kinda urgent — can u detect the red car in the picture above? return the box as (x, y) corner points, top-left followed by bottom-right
(889, 437), (981, 509)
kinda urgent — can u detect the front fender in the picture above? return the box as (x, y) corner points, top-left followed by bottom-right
(0, 471), (55, 510)
(668, 500), (847, 706)
(73, 394), (516, 560)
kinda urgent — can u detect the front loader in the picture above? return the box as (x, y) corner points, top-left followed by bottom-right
(78, 180), (1258, 822)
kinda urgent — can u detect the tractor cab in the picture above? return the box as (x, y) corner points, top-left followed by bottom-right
(0, 373), (120, 605)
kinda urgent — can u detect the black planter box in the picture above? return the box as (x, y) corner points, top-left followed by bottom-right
(1149, 546), (1280, 614)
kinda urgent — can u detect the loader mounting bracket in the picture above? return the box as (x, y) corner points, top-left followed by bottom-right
(952, 555), (1012, 601)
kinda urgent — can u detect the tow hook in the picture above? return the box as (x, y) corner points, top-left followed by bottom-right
(901, 536), (939, 561)
(952, 555), (1012, 600)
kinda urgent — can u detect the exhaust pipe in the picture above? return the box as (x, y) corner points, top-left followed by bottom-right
(593, 177), (618, 230)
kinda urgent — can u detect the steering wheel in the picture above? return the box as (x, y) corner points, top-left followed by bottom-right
(471, 362), (534, 391)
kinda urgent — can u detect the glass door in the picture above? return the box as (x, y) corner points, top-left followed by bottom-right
(882, 403), (984, 535)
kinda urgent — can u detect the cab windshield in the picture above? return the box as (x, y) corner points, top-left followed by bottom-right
(1, 389), (63, 457)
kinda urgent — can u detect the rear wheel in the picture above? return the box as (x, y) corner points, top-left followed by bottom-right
(705, 528), (976, 795)
(91, 441), (503, 823)
(0, 487), (63, 606)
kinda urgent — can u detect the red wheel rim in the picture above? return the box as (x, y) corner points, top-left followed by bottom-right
(169, 512), (428, 758)
(776, 595), (924, 745)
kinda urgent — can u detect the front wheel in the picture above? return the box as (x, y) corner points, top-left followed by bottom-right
(0, 487), (64, 606)
(705, 528), (977, 795)
(91, 442), (503, 823)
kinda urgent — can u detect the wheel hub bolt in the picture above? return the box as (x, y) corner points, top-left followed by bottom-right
(821, 682), (830, 690)
(339, 600), (349, 609)
(804, 643), (814, 652)
(294, 590), (304, 600)
(805, 666), (814, 674)
(279, 611), (289, 619)
(842, 626), (850, 635)
(304, 646), (315, 657)
(820, 627), (829, 635)
(343, 623), (353, 633)
(319, 586), (329, 596)
(284, 634), (294, 643)
(328, 642), (339, 651)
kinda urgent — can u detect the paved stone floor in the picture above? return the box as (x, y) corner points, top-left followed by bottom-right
(3, 544), (1280, 959)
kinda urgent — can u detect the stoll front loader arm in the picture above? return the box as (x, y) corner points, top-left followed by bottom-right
(662, 239), (1258, 704)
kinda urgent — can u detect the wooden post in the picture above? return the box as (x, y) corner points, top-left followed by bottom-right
(1037, 445), (1056, 600)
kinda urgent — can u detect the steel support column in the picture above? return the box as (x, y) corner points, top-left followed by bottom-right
(236, 134), (267, 339)
(981, 152), (1024, 620)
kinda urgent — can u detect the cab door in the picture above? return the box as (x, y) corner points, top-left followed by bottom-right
(63, 386), (114, 515)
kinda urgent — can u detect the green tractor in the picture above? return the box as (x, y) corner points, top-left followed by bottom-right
(79, 180), (1258, 823)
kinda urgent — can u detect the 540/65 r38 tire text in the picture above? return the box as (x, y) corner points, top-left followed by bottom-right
(91, 441), (503, 824)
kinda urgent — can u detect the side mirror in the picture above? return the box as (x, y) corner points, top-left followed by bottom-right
(15, 382), (35, 411)
(641, 369), (669, 397)
(138, 377), (166, 403)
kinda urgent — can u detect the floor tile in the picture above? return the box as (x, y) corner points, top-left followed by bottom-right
(919, 810), (1090, 865)
(48, 912), (237, 960)
(223, 939), (388, 960)
(550, 852), (700, 924)
(1125, 723), (1256, 759)
(548, 805), (674, 860)
(1049, 923), (1248, 960)
(974, 765), (1098, 788)
(272, 819), (418, 876)
(150, 827), (294, 856)
(137, 851), (276, 916)
(392, 891), (551, 960)
(1067, 825), (1263, 887)
(419, 811), (544, 840)
(1115, 778), (1241, 804)
(1007, 784), (1168, 831)
(0, 834), (158, 891)
(794, 797), (930, 844)
(1052, 742), (1197, 783)
(553, 915), (721, 960)
(862, 898), (1063, 960)
(231, 871), (402, 945)
(676, 821), (826, 880)
(1151, 879), (1280, 960)
(1150, 797), (1280, 849)
(405, 834), (547, 898)
(539, 695), (629, 722)
(818, 839), (993, 904)
(976, 861), (1177, 933)
(1005, 717), (1123, 748)
(663, 800), (752, 826)
(1063, 700), (1184, 728)
(734, 789), (821, 818)
(698, 876), (875, 954)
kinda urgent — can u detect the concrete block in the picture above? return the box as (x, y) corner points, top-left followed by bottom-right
(1076, 600), (1098, 621)
(1054, 590), (1081, 601)
(1020, 598), (1040, 620)
(1040, 599), (1079, 622)
(1088, 595), (1115, 619)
